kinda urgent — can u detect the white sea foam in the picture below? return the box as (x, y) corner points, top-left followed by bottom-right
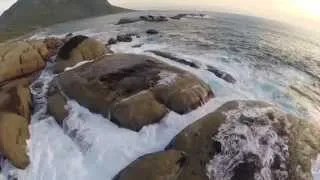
(157, 71), (178, 86)
(207, 105), (289, 180)
(64, 60), (94, 71)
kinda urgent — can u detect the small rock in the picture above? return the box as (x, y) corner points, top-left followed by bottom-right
(64, 33), (74, 41)
(206, 65), (236, 83)
(117, 15), (168, 25)
(117, 17), (141, 25)
(107, 38), (117, 45)
(171, 14), (188, 20)
(132, 44), (143, 48)
(146, 29), (159, 35)
(117, 34), (133, 42)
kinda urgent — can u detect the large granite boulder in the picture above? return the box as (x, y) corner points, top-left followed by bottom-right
(28, 40), (50, 60)
(55, 35), (109, 73)
(111, 91), (169, 131)
(113, 150), (187, 180)
(0, 41), (47, 84)
(47, 79), (68, 125)
(49, 54), (213, 131)
(166, 100), (320, 180)
(0, 112), (30, 169)
(0, 79), (31, 121)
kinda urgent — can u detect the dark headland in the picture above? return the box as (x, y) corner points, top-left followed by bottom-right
(0, 0), (128, 42)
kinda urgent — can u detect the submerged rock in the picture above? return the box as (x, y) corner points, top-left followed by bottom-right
(107, 38), (117, 45)
(149, 51), (236, 83)
(55, 35), (109, 73)
(171, 14), (188, 20)
(113, 150), (186, 180)
(206, 65), (236, 83)
(0, 41), (47, 84)
(171, 13), (206, 20)
(140, 15), (168, 22)
(0, 113), (30, 169)
(148, 50), (200, 68)
(146, 29), (159, 35)
(116, 17), (141, 25)
(165, 100), (320, 180)
(49, 54), (213, 131)
(117, 34), (133, 43)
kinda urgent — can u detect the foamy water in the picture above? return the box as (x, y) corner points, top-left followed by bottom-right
(207, 103), (289, 180)
(1, 11), (320, 180)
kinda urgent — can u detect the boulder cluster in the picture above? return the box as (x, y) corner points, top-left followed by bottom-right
(0, 34), (72, 168)
(0, 38), (55, 169)
(0, 27), (319, 180)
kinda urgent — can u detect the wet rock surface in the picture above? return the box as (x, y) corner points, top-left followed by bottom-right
(116, 34), (134, 43)
(49, 54), (213, 131)
(113, 150), (186, 180)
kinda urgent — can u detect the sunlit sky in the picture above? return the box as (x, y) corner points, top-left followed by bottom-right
(1, 0), (319, 29)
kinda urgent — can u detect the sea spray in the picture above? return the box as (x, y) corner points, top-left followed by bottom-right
(207, 102), (289, 180)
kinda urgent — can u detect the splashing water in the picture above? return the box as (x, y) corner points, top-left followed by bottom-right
(157, 71), (178, 86)
(207, 103), (289, 180)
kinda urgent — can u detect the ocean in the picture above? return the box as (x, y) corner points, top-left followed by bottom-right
(1, 11), (320, 180)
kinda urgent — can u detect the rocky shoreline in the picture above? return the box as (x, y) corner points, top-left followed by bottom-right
(0, 14), (320, 180)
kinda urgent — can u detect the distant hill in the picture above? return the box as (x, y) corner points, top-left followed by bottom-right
(0, 0), (128, 41)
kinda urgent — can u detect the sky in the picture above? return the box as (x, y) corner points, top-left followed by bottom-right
(1, 0), (319, 29)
